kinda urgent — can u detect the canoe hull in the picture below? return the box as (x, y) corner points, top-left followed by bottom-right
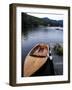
(23, 43), (49, 77)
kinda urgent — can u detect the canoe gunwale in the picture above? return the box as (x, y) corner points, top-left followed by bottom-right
(29, 43), (49, 57)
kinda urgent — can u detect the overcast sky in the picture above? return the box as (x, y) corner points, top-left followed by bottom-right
(27, 13), (63, 20)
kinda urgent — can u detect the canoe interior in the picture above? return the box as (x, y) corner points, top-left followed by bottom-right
(30, 44), (48, 57)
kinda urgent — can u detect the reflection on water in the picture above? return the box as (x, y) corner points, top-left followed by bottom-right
(22, 26), (63, 77)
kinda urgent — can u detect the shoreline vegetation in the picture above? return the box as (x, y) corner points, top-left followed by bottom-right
(53, 44), (63, 56)
(22, 12), (63, 32)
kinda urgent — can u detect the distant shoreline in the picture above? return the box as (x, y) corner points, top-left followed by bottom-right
(39, 26), (63, 31)
(47, 26), (63, 30)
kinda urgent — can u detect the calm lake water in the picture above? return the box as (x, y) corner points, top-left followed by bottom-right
(22, 26), (63, 76)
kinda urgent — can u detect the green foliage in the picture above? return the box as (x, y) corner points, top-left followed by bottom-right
(22, 13), (63, 32)
(53, 44), (63, 56)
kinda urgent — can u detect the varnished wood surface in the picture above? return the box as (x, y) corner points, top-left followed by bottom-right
(24, 55), (48, 77)
(23, 44), (49, 77)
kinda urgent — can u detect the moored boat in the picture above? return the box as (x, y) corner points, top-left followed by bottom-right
(23, 43), (49, 77)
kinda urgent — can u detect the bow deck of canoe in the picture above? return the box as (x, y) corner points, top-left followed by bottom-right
(23, 43), (49, 77)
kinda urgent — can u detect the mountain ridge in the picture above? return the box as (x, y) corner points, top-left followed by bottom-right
(22, 13), (63, 31)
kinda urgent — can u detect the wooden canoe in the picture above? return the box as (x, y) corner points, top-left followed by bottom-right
(23, 43), (49, 77)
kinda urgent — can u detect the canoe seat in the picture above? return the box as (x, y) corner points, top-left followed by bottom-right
(30, 45), (48, 57)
